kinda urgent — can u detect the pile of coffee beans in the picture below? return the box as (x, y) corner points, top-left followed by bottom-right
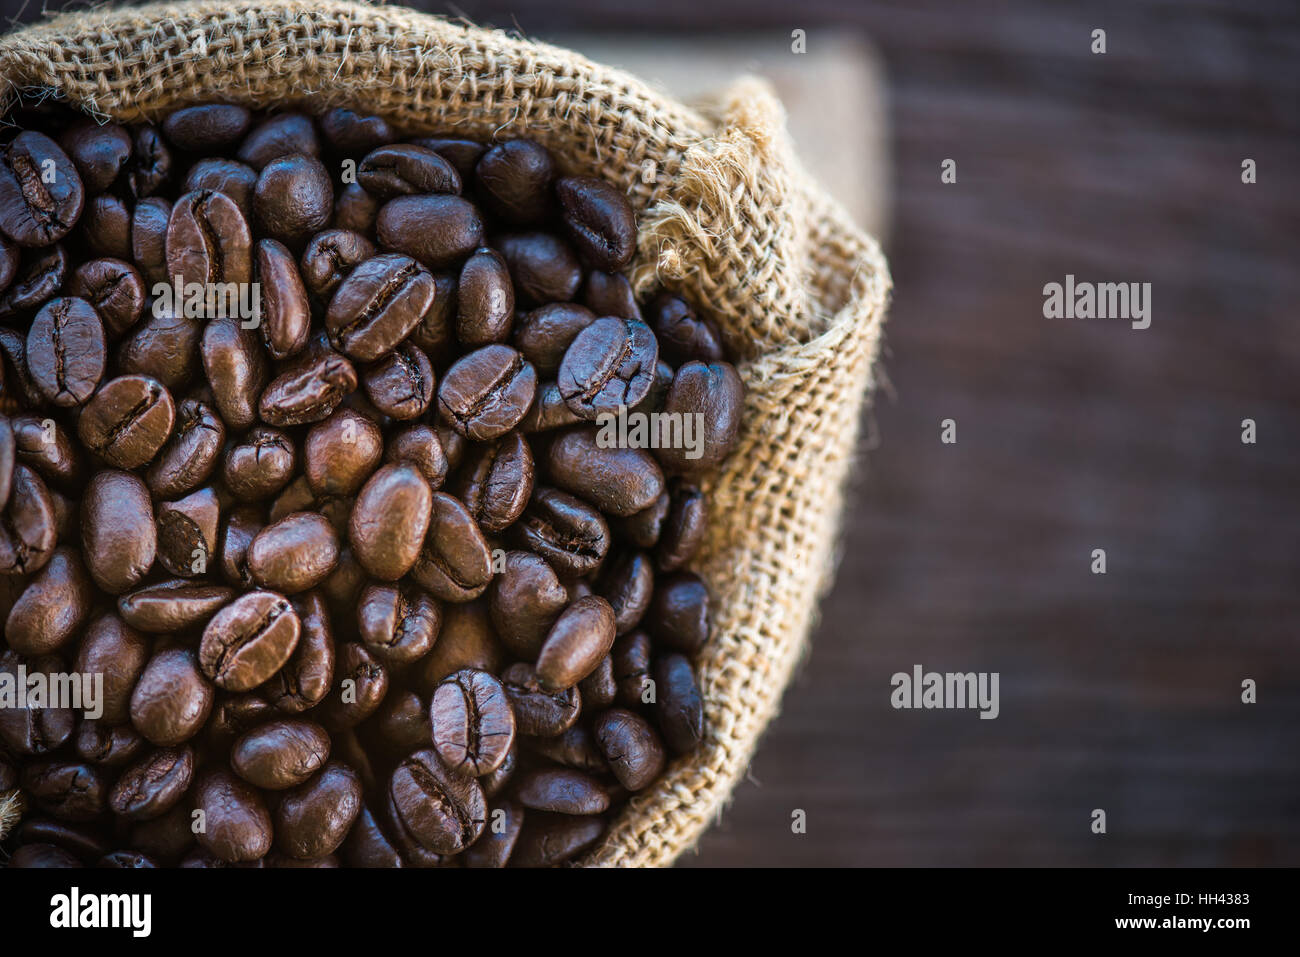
(0, 103), (743, 867)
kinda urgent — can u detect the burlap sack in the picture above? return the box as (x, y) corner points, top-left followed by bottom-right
(0, 0), (891, 865)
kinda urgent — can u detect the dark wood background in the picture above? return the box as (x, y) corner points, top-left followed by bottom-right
(4, 0), (1296, 866)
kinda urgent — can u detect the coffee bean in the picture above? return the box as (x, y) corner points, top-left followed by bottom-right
(12, 414), (80, 492)
(0, 464), (55, 575)
(362, 341), (434, 419)
(199, 590), (301, 691)
(145, 398), (224, 498)
(73, 612), (150, 724)
(340, 803), (404, 868)
(275, 760), (362, 859)
(301, 228), (375, 298)
(81, 194), (131, 258)
(248, 512), (340, 594)
(430, 668), (515, 776)
(130, 647), (214, 746)
(457, 247), (514, 346)
(201, 318), (268, 430)
(23, 297), (104, 407)
(166, 189), (253, 287)
(411, 491), (493, 602)
(75, 720), (145, 768)
(0, 653), (74, 755)
(358, 144), (460, 199)
(184, 158), (257, 219)
(548, 427), (664, 517)
(261, 590), (335, 714)
(218, 505), (262, 589)
(456, 431), (533, 533)
(488, 551), (568, 659)
(0, 235), (21, 293)
(409, 137), (487, 183)
(409, 271), (457, 359)
(519, 380), (584, 433)
(22, 760), (107, 821)
(5, 546), (93, 655)
(597, 550), (655, 635)
(501, 662), (581, 737)
(258, 338), (357, 426)
(66, 257), (146, 338)
(109, 746), (194, 821)
(162, 105), (251, 150)
(513, 302), (595, 375)
(612, 631), (653, 708)
(303, 406), (383, 496)
(523, 725), (609, 775)
(475, 140), (554, 224)
(78, 374), (175, 469)
(333, 182), (380, 234)
(376, 194), (484, 269)
(60, 120), (132, 195)
(437, 344), (536, 440)
(509, 812), (605, 868)
(514, 767), (610, 815)
(646, 292), (725, 363)
(317, 642), (388, 730)
(358, 582), (441, 665)
(129, 197), (171, 287)
(496, 232), (583, 306)
(254, 154), (333, 246)
(80, 469), (155, 593)
(656, 482), (708, 571)
(578, 654), (618, 712)
(462, 799), (523, 868)
(115, 308), (203, 391)
(387, 748), (486, 854)
(118, 579), (234, 633)
(582, 270), (640, 320)
(257, 238), (311, 359)
(193, 767), (272, 862)
(7, 844), (84, 868)
(350, 463), (432, 580)
(154, 485), (221, 578)
(231, 719), (329, 789)
(324, 252), (434, 361)
(559, 318), (658, 421)
(0, 132), (84, 247)
(654, 360), (744, 473)
(238, 113), (320, 170)
(513, 486), (610, 579)
(535, 595), (617, 691)
(416, 600), (504, 690)
(593, 708), (665, 790)
(222, 426), (294, 501)
(649, 571), (711, 653)
(321, 109), (395, 153)
(556, 175), (636, 271)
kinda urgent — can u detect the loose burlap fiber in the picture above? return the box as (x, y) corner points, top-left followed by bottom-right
(0, 0), (891, 865)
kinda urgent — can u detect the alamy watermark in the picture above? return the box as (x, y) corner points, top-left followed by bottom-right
(595, 405), (705, 460)
(152, 275), (261, 324)
(890, 665), (1000, 719)
(0, 666), (103, 719)
(1042, 274), (1151, 330)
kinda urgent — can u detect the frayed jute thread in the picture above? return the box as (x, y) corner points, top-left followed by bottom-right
(0, 0), (891, 867)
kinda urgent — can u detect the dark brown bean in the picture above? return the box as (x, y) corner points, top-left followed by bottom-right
(199, 590), (301, 692)
(430, 669), (515, 776)
(593, 708), (666, 790)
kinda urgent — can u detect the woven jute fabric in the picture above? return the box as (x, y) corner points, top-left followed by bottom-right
(0, 0), (891, 864)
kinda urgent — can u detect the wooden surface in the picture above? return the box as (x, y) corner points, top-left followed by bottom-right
(3, 0), (1297, 867)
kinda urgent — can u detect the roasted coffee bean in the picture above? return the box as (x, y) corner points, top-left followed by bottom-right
(411, 492), (493, 602)
(333, 182), (380, 234)
(0, 132), (84, 247)
(387, 748), (486, 855)
(321, 109), (395, 153)
(199, 590), (301, 691)
(247, 512), (340, 594)
(81, 194), (132, 258)
(357, 583), (441, 665)
(238, 113), (320, 169)
(369, 689), (433, 759)
(362, 341), (433, 419)
(0, 654), (75, 755)
(582, 270), (640, 320)
(78, 374), (175, 469)
(116, 309), (203, 391)
(109, 746), (194, 820)
(376, 194), (484, 269)
(257, 238), (311, 358)
(303, 406), (383, 496)
(118, 579), (234, 633)
(416, 600), (504, 690)
(155, 485), (222, 577)
(231, 719), (329, 789)
(75, 720), (145, 768)
(60, 120), (132, 195)
(597, 550), (655, 635)
(258, 338), (357, 426)
(73, 612), (150, 724)
(430, 668), (515, 776)
(162, 105), (251, 151)
(653, 652), (704, 754)
(166, 189), (253, 287)
(462, 799), (523, 868)
(556, 175), (636, 271)
(578, 654), (618, 711)
(184, 158), (257, 219)
(535, 595), (617, 692)
(409, 271), (457, 358)
(513, 303), (595, 375)
(457, 247), (513, 346)
(358, 144), (460, 199)
(0, 249), (66, 326)
(193, 767), (272, 862)
(593, 708), (665, 791)
(253, 153), (333, 246)
(475, 140), (554, 225)
(80, 469), (155, 594)
(24, 297), (104, 408)
(435, 421), (467, 470)
(557, 316), (657, 419)
(411, 137), (487, 184)
(201, 318), (267, 430)
(145, 398), (224, 498)
(324, 252), (433, 361)
(514, 767), (610, 815)
(509, 811), (605, 868)
(300, 228), (374, 298)
(513, 486), (609, 579)
(519, 380), (584, 432)
(481, 736), (519, 799)
(496, 232), (583, 306)
(657, 482), (708, 571)
(548, 427), (664, 517)
(612, 630), (653, 707)
(125, 125), (170, 199)
(318, 642), (388, 730)
(654, 360), (744, 473)
(340, 803), (404, 868)
(350, 463), (432, 580)
(524, 724), (609, 775)
(21, 760), (107, 821)
(437, 344), (536, 440)
(647, 292), (725, 363)
(66, 257), (146, 338)
(262, 590), (335, 714)
(130, 196), (171, 286)
(219, 505), (262, 588)
(5, 546), (93, 655)
(456, 431), (533, 533)
(130, 647), (214, 746)
(489, 551), (568, 659)
(275, 761), (362, 860)
(0, 464), (56, 576)
(501, 662), (581, 737)
(218, 427), (290, 502)
(648, 571), (711, 653)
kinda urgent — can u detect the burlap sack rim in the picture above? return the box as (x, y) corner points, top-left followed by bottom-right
(0, 0), (892, 866)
